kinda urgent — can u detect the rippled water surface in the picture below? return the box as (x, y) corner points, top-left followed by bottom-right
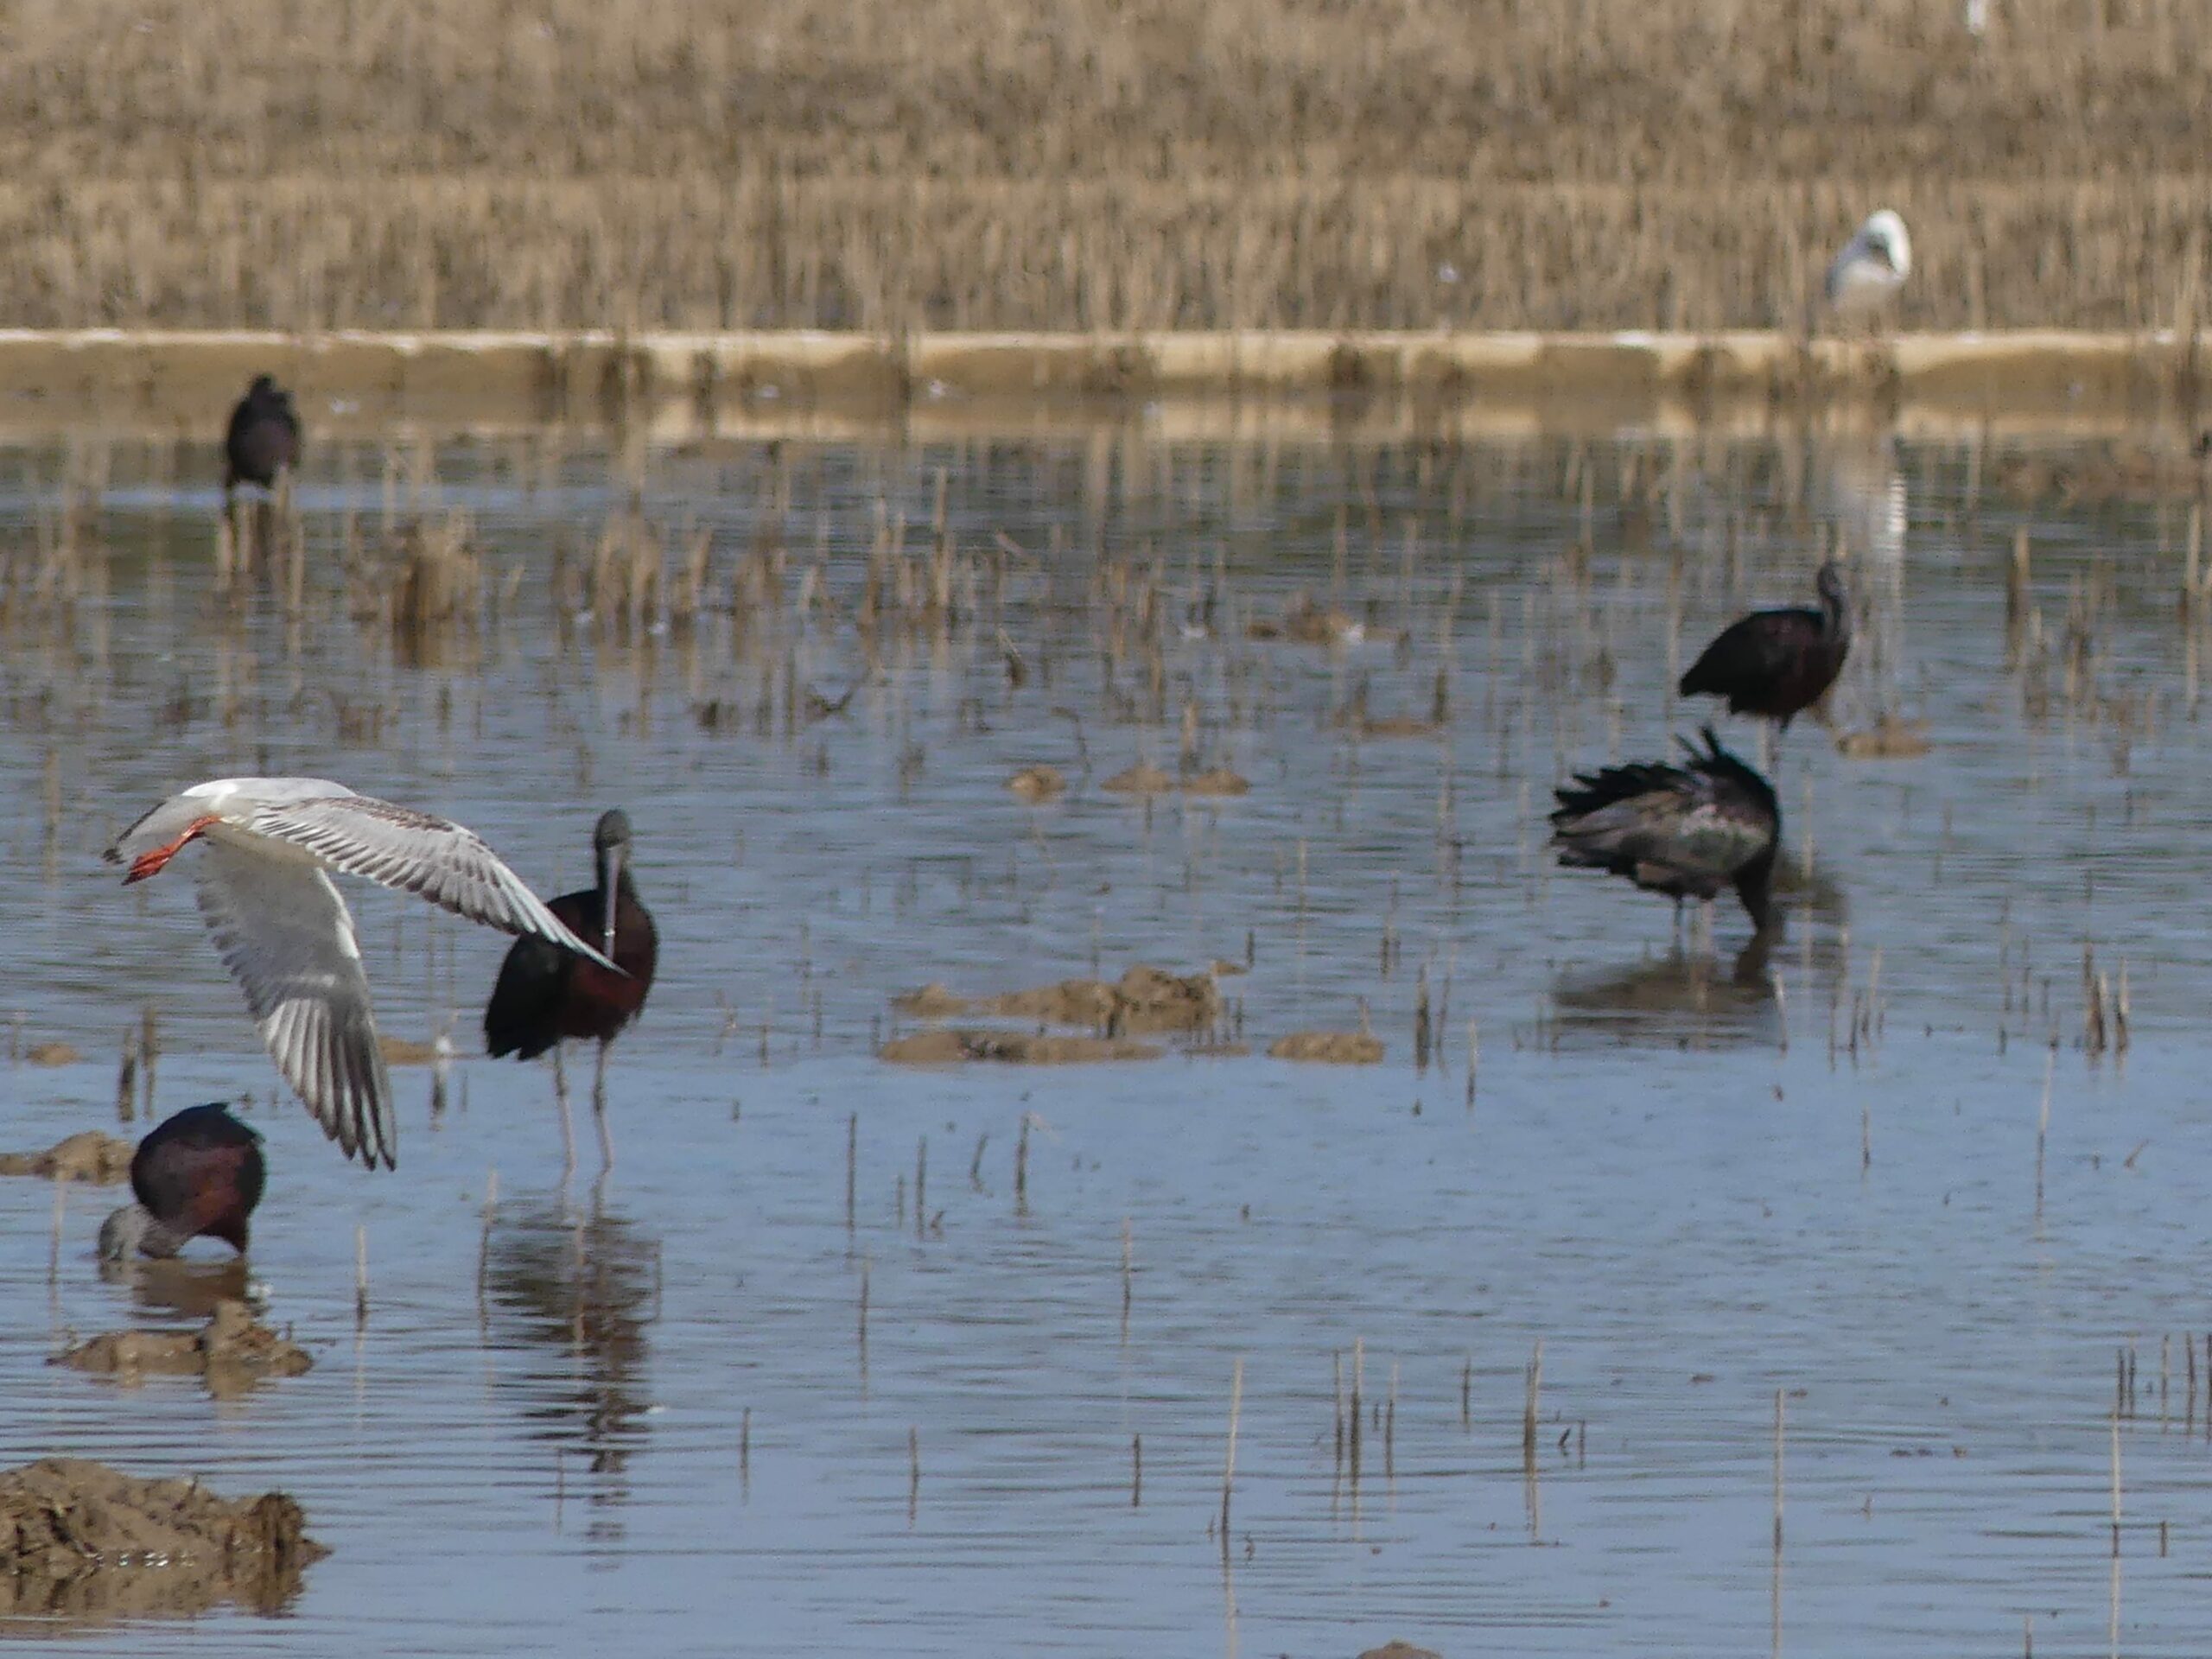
(1, 412), (2209, 1655)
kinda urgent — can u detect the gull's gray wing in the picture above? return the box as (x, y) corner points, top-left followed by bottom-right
(236, 793), (619, 969)
(194, 837), (397, 1170)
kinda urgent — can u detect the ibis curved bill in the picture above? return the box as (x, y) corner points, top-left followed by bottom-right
(105, 779), (617, 1171)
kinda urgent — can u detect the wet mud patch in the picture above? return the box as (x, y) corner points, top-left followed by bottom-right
(1006, 764), (1066, 801)
(894, 964), (1222, 1034)
(1268, 1031), (1386, 1063)
(0, 1131), (133, 1183)
(57, 1300), (312, 1395)
(0, 1456), (325, 1624)
(880, 1029), (1162, 1064)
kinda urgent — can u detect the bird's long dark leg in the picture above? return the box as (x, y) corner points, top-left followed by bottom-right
(553, 1045), (576, 1187)
(592, 1040), (614, 1172)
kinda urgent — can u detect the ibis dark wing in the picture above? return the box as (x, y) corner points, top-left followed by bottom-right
(1678, 607), (1826, 701)
(484, 929), (580, 1062)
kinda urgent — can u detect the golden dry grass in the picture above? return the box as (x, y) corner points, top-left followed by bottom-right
(6, 0), (2212, 329)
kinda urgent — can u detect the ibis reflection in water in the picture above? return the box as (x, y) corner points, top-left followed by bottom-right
(1544, 861), (1850, 1048)
(482, 1198), (659, 1515)
(484, 810), (658, 1174)
(1678, 561), (1853, 733)
(98, 1102), (265, 1262)
(1549, 728), (1781, 938)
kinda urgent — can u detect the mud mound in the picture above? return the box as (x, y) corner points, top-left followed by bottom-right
(0, 1456), (325, 1623)
(1100, 763), (1251, 798)
(1268, 1031), (1386, 1064)
(58, 1300), (312, 1396)
(1006, 765), (1066, 802)
(1359, 1643), (1443, 1659)
(1100, 762), (1176, 796)
(1835, 714), (1932, 759)
(893, 964), (1222, 1036)
(1180, 766), (1252, 796)
(0, 1131), (133, 1184)
(879, 1029), (1161, 1065)
(891, 983), (972, 1020)
(377, 1033), (448, 1066)
(1247, 594), (1401, 647)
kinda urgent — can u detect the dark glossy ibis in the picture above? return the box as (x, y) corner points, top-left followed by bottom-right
(97, 1102), (266, 1261)
(1549, 727), (1780, 933)
(485, 810), (658, 1169)
(1678, 562), (1851, 730)
(223, 374), (301, 509)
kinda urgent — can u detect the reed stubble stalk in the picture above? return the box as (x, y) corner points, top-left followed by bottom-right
(1221, 1356), (1244, 1553)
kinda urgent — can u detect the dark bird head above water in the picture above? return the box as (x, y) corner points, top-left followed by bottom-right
(98, 1101), (266, 1262)
(1678, 561), (1852, 730)
(1548, 727), (1781, 934)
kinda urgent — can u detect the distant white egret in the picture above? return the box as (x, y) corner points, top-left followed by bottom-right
(1823, 210), (1912, 324)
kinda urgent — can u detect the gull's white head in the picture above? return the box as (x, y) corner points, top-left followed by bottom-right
(1860, 210), (1911, 279)
(1825, 209), (1912, 318)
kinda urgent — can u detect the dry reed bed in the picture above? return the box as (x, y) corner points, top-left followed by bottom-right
(7, 0), (2212, 329)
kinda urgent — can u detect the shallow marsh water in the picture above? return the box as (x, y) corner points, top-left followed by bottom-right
(0, 414), (2205, 1654)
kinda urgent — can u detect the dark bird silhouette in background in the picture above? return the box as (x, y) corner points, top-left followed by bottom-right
(1679, 561), (1851, 730)
(98, 1102), (266, 1260)
(223, 374), (302, 511)
(485, 810), (658, 1171)
(1549, 728), (1781, 934)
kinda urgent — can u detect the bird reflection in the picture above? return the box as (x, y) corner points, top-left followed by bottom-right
(1546, 861), (1850, 1049)
(100, 1256), (257, 1322)
(482, 1198), (658, 1497)
(1817, 437), (1909, 728)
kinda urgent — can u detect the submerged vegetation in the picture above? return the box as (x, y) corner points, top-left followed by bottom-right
(4, 0), (2212, 331)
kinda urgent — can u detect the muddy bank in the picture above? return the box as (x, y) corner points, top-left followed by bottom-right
(0, 331), (2199, 433)
(57, 1300), (312, 1395)
(895, 964), (1223, 1035)
(0, 1456), (324, 1624)
(0, 1130), (132, 1183)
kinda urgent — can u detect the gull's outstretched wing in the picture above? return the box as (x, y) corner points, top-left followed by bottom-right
(194, 837), (397, 1170)
(235, 793), (619, 970)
